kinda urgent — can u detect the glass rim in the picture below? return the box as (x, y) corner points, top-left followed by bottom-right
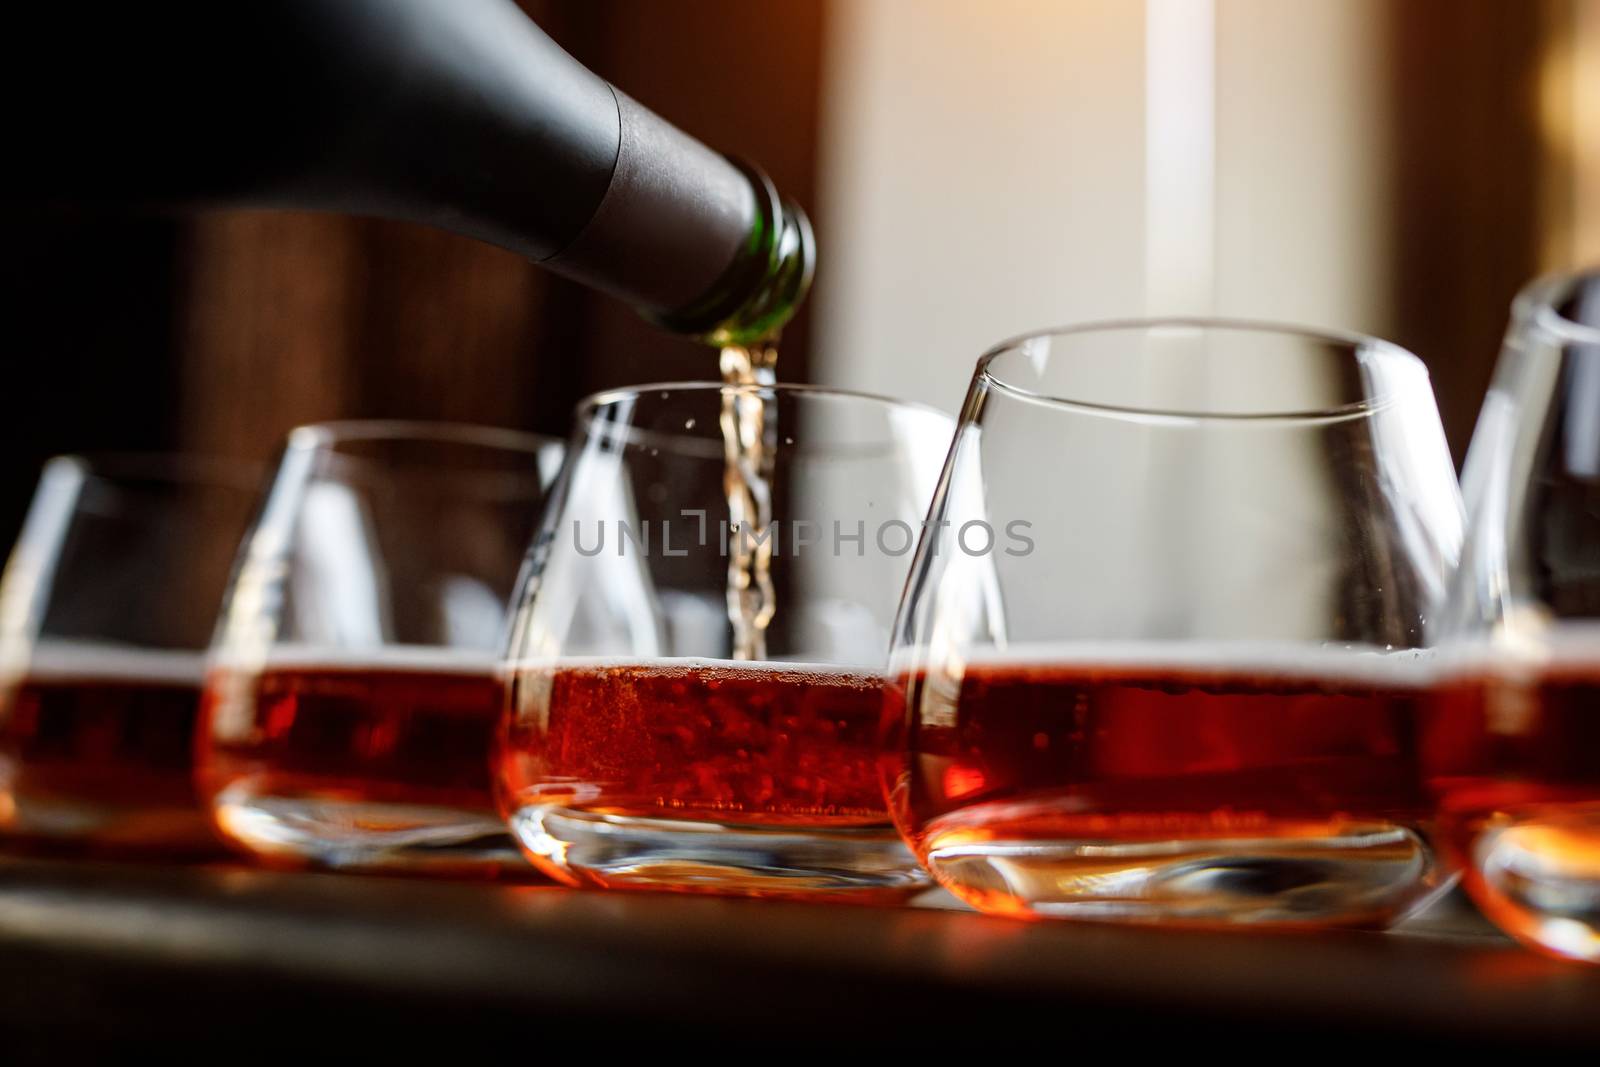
(285, 419), (563, 457)
(45, 451), (262, 492)
(573, 380), (951, 426)
(975, 317), (1428, 423)
(1513, 269), (1600, 347)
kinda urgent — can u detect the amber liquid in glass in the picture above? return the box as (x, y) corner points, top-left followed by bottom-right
(197, 652), (518, 873)
(0, 644), (216, 856)
(499, 659), (919, 896)
(1426, 662), (1600, 959)
(884, 649), (1440, 924)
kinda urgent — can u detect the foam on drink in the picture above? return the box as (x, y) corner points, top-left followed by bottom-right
(21, 640), (209, 683)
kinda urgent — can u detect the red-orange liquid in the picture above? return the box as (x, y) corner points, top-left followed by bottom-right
(197, 661), (505, 817)
(498, 660), (887, 828)
(884, 655), (1437, 922)
(0, 659), (214, 856)
(1425, 668), (1600, 959)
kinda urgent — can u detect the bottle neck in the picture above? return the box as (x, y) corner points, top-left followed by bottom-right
(536, 89), (815, 346)
(648, 167), (815, 347)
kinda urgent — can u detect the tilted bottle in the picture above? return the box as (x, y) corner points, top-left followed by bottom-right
(7, 0), (813, 345)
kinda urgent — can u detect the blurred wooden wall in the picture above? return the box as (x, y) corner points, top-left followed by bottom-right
(1386, 0), (1564, 458)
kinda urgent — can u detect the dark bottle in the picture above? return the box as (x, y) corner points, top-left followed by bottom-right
(6, 0), (812, 346)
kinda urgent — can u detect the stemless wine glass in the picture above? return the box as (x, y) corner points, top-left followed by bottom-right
(197, 422), (563, 876)
(0, 454), (258, 856)
(1430, 268), (1600, 963)
(884, 319), (1464, 926)
(497, 382), (953, 899)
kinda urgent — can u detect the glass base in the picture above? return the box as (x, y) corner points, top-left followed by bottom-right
(1469, 807), (1600, 963)
(919, 818), (1440, 926)
(213, 782), (529, 877)
(1, 791), (223, 860)
(509, 805), (930, 901)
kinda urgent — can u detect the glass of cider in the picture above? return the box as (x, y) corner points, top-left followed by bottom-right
(0, 454), (257, 858)
(196, 422), (562, 877)
(883, 320), (1464, 927)
(496, 382), (952, 900)
(1430, 270), (1600, 963)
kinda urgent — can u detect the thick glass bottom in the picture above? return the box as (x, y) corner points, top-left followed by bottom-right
(509, 804), (930, 902)
(0, 790), (221, 859)
(212, 781), (528, 877)
(1467, 806), (1600, 963)
(916, 810), (1442, 926)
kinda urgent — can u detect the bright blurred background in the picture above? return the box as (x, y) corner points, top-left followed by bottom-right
(3, 0), (1597, 547)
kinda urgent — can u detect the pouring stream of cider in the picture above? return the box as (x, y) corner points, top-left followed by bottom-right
(719, 344), (778, 660)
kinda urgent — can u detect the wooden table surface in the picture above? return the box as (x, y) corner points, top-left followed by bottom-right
(0, 854), (1595, 1056)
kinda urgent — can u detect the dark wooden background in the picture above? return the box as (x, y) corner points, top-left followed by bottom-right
(0, 1), (1576, 549)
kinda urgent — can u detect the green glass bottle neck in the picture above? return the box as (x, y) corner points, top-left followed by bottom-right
(649, 165), (815, 348)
